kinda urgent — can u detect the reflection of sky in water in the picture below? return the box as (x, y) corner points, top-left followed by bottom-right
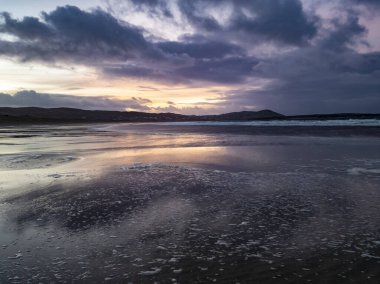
(1, 124), (380, 196)
(154, 119), (380, 127)
(1, 124), (380, 282)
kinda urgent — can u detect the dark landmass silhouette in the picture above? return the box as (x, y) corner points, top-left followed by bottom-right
(0, 107), (282, 123)
(0, 107), (379, 124)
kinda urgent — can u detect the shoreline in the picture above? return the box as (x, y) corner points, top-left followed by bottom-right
(1, 123), (380, 283)
(2, 164), (380, 283)
(2, 123), (380, 137)
(101, 124), (380, 137)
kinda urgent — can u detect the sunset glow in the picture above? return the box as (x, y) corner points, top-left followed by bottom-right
(0, 0), (379, 114)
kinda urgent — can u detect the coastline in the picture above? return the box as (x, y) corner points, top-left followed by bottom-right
(97, 124), (380, 137)
(1, 123), (380, 283)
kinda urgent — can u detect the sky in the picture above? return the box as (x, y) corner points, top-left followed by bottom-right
(0, 0), (379, 115)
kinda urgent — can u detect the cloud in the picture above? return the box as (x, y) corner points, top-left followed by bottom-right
(0, 6), (251, 84)
(0, 12), (53, 39)
(226, 0), (318, 45)
(176, 57), (258, 84)
(43, 6), (148, 50)
(119, 0), (319, 45)
(0, 5), (156, 63)
(353, 0), (380, 8)
(0, 1), (379, 114)
(319, 12), (367, 51)
(226, 48), (380, 114)
(103, 65), (156, 78)
(0, 90), (151, 111)
(157, 40), (244, 59)
(213, 10), (380, 115)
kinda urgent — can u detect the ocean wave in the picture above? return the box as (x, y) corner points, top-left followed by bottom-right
(347, 167), (380, 175)
(156, 119), (380, 127)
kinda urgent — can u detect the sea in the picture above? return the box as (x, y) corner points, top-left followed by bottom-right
(0, 121), (379, 283)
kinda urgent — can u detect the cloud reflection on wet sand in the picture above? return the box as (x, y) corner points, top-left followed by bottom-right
(1, 124), (380, 283)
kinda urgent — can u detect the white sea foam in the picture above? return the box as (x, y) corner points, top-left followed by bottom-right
(92, 120), (380, 134)
(139, 268), (162, 276)
(157, 119), (380, 127)
(347, 167), (380, 175)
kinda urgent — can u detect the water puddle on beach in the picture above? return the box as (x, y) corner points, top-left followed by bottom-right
(1, 123), (380, 283)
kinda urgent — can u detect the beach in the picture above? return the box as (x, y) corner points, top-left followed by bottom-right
(1, 123), (380, 283)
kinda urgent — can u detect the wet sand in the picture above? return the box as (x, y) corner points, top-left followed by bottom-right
(100, 123), (380, 137)
(1, 123), (380, 283)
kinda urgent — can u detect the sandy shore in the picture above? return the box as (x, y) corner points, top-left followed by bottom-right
(1, 123), (380, 283)
(109, 124), (380, 137)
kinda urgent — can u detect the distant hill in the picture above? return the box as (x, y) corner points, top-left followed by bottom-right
(198, 110), (285, 121)
(0, 107), (284, 123)
(0, 107), (379, 124)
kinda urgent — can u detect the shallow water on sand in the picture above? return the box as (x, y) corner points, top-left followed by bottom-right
(0, 123), (380, 283)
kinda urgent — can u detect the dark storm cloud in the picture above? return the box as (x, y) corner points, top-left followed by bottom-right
(99, 31), (254, 84)
(0, 5), (154, 63)
(125, 0), (318, 45)
(176, 1), (222, 32)
(319, 12), (367, 51)
(102, 55), (258, 84)
(208, 9), (380, 114)
(176, 57), (258, 84)
(42, 6), (147, 50)
(0, 12), (53, 39)
(104, 65), (156, 78)
(0, 1), (379, 113)
(157, 41), (244, 59)
(0, 5), (249, 83)
(353, 0), (380, 7)
(0, 90), (151, 111)
(228, 69), (380, 114)
(225, 51), (380, 114)
(226, 0), (318, 45)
